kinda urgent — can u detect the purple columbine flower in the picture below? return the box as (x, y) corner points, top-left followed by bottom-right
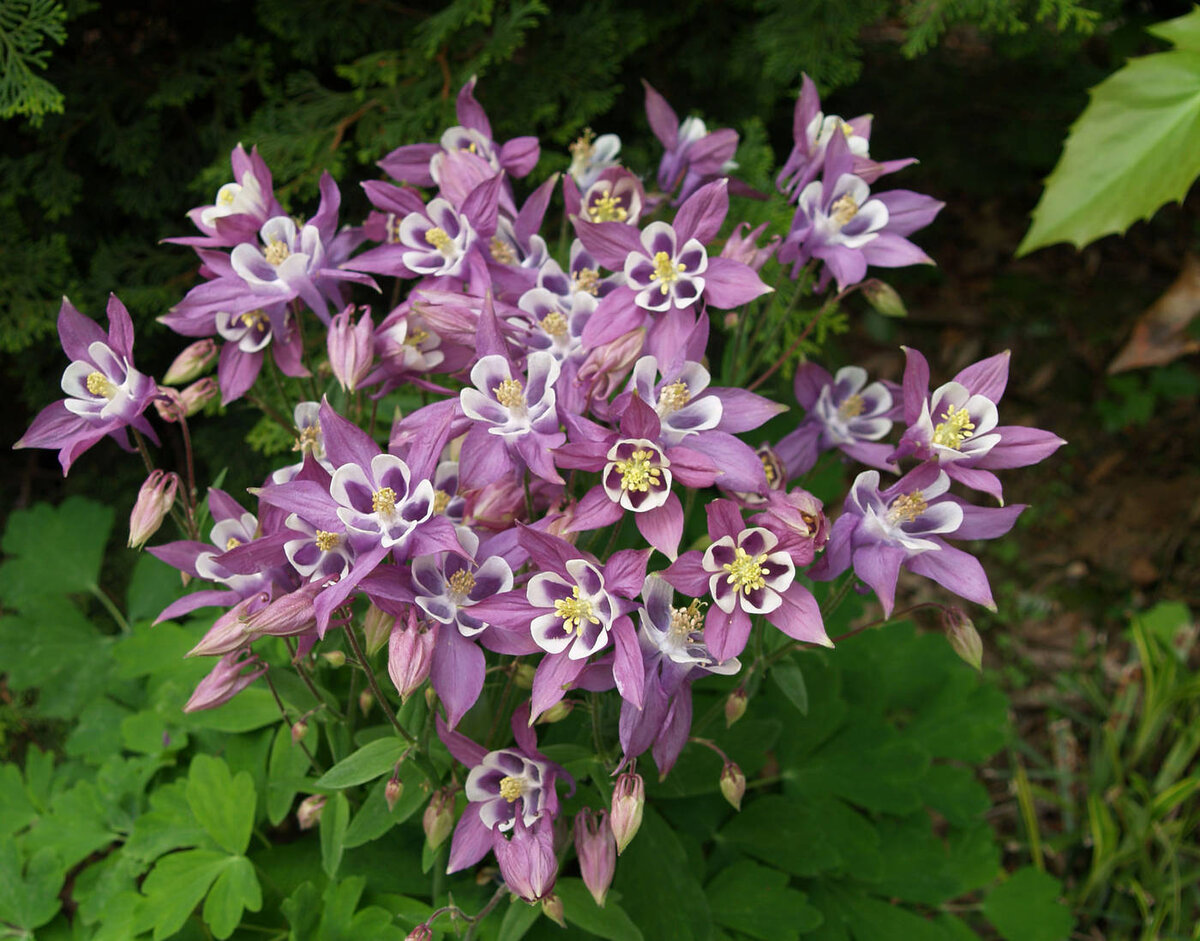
(775, 362), (901, 477)
(167, 144), (285, 249)
(17, 296), (161, 474)
(891, 348), (1067, 503)
(809, 463), (1026, 616)
(643, 80), (741, 203)
(664, 500), (829, 661)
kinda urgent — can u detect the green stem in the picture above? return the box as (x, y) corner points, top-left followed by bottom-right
(88, 583), (132, 635)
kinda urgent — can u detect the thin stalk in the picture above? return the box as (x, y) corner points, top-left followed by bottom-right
(88, 584), (132, 635)
(342, 622), (414, 744)
(286, 637), (344, 720)
(264, 670), (324, 773)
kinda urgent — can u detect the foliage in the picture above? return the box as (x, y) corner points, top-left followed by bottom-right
(1019, 7), (1200, 254)
(0, 0), (67, 123)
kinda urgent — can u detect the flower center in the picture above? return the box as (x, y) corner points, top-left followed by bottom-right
(432, 489), (451, 514)
(225, 536), (242, 550)
(887, 491), (928, 524)
(424, 227), (454, 254)
(723, 547), (769, 594)
(657, 380), (690, 414)
(315, 530), (340, 551)
(669, 599), (706, 638)
(760, 450), (780, 486)
(649, 251), (686, 294)
(932, 404), (976, 450)
(588, 193), (627, 223)
(541, 312), (568, 339)
(555, 585), (600, 634)
(403, 328), (429, 347)
(448, 569), (476, 597)
(615, 449), (662, 493)
(569, 127), (595, 162)
(830, 194), (859, 228)
(294, 425), (321, 455)
(494, 378), (525, 409)
(498, 775), (525, 803)
(489, 236), (517, 264)
(217, 184), (238, 207)
(85, 371), (117, 399)
(239, 309), (268, 330)
(372, 487), (398, 515)
(572, 268), (600, 295)
(264, 239), (290, 266)
(837, 393), (865, 419)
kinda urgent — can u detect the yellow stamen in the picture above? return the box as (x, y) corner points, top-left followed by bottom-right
(239, 309), (267, 329)
(588, 193), (628, 223)
(432, 489), (451, 514)
(541, 312), (568, 339)
(761, 451), (779, 486)
(649, 251), (686, 295)
(217, 186), (237, 207)
(887, 491), (927, 524)
(489, 236), (517, 264)
(723, 547), (769, 595)
(932, 404), (976, 450)
(403, 329), (429, 347)
(293, 425), (321, 454)
(264, 239), (290, 266)
(225, 536), (242, 550)
(830, 194), (858, 227)
(448, 569), (476, 596)
(86, 371), (117, 399)
(495, 378), (525, 409)
(372, 487), (397, 515)
(657, 380), (690, 414)
(838, 394), (865, 419)
(669, 599), (706, 638)
(498, 775), (525, 802)
(615, 449), (662, 494)
(385, 213), (402, 244)
(315, 530), (340, 551)
(554, 585), (600, 635)
(569, 128), (596, 161)
(572, 268), (600, 296)
(424, 227), (454, 253)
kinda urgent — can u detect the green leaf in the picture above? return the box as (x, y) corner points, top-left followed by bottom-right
(321, 791), (350, 878)
(557, 877), (644, 940)
(180, 685), (281, 732)
(268, 724), (313, 826)
(282, 881), (321, 941)
(127, 552), (187, 624)
(22, 780), (118, 870)
(0, 840), (65, 930)
(613, 807), (710, 941)
(202, 855), (262, 939)
(125, 780), (207, 864)
(0, 764), (37, 837)
(0, 497), (113, 604)
(706, 861), (821, 941)
(919, 764), (992, 828)
(983, 867), (1074, 941)
(315, 737), (409, 789)
(1019, 10), (1200, 254)
(497, 896), (542, 941)
(771, 658), (809, 715)
(186, 755), (256, 855)
(138, 848), (229, 941)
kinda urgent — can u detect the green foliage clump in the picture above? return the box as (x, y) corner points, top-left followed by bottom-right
(0, 0), (67, 123)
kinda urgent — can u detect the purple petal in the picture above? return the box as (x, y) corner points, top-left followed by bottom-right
(691, 432), (767, 492)
(901, 346), (930, 425)
(637, 495), (683, 560)
(662, 550), (709, 596)
(154, 589), (241, 624)
(605, 548), (651, 599)
(611, 616), (645, 710)
(852, 544), (907, 617)
(873, 190), (944, 237)
(218, 344), (263, 405)
(772, 584), (831, 647)
(860, 232), (933, 269)
(702, 256), (772, 309)
(499, 137), (540, 177)
(708, 387), (788, 434)
(673, 179), (729, 245)
(705, 604), (752, 662)
(953, 350), (1010, 403)
(566, 487), (625, 534)
(530, 652), (587, 721)
(57, 297), (107, 362)
(436, 712), (489, 768)
(642, 80), (679, 148)
(572, 220), (643, 271)
(792, 362), (833, 411)
(944, 464), (1005, 503)
(951, 499), (1026, 540)
(651, 684), (693, 777)
(432, 627), (485, 728)
(105, 294), (136, 359)
(455, 76), (492, 137)
(447, 803), (494, 873)
(320, 399), (380, 469)
(906, 543), (996, 610)
(975, 426), (1065, 470)
(705, 499), (744, 542)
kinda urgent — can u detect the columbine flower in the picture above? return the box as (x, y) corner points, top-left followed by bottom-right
(891, 348), (1066, 503)
(574, 809), (617, 907)
(128, 470), (179, 549)
(167, 144), (284, 249)
(643, 81), (741, 203)
(568, 128), (622, 189)
(776, 363), (901, 477)
(184, 649), (267, 712)
(328, 304), (375, 393)
(809, 463), (1026, 615)
(17, 296), (161, 475)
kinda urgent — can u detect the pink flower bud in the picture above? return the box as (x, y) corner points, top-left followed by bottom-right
(187, 592), (269, 657)
(385, 775), (403, 813)
(493, 812), (558, 902)
(750, 487), (829, 566)
(320, 650), (346, 667)
(328, 304), (375, 393)
(720, 761), (746, 811)
(423, 787), (455, 849)
(388, 609), (437, 702)
(128, 470), (179, 549)
(154, 386), (187, 423)
(536, 701), (573, 724)
(577, 327), (645, 402)
(291, 719), (309, 744)
(465, 478), (525, 531)
(942, 607), (983, 671)
(725, 687), (748, 728)
(574, 808), (616, 907)
(541, 894), (566, 928)
(721, 221), (780, 272)
(359, 690), (374, 716)
(243, 582), (321, 640)
(362, 603), (395, 657)
(179, 377), (218, 416)
(162, 339), (217, 385)
(610, 772), (644, 855)
(297, 794), (326, 830)
(183, 649), (266, 712)
(405, 926), (433, 941)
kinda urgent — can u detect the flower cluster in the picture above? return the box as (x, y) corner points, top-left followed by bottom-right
(15, 74), (1061, 910)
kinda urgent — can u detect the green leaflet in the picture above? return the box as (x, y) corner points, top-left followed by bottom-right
(1019, 8), (1200, 254)
(983, 867), (1074, 941)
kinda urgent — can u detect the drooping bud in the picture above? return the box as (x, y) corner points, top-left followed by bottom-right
(861, 279), (907, 318)
(187, 592), (268, 657)
(385, 775), (403, 813)
(179, 377), (218, 416)
(359, 690), (374, 717)
(536, 701), (573, 725)
(320, 651), (346, 668)
(574, 808), (616, 907)
(942, 607), (983, 671)
(183, 649), (266, 712)
(388, 608), (437, 702)
(720, 762), (746, 811)
(153, 386), (187, 423)
(493, 812), (558, 903)
(162, 338), (217, 385)
(362, 603), (395, 657)
(297, 794), (326, 830)
(291, 719), (309, 744)
(328, 303), (375, 393)
(610, 772), (644, 855)
(720, 221), (780, 272)
(541, 894), (566, 928)
(513, 663), (536, 690)
(242, 582), (321, 640)
(577, 327), (645, 402)
(405, 926), (433, 941)
(128, 470), (179, 549)
(725, 687), (748, 728)
(423, 787), (455, 849)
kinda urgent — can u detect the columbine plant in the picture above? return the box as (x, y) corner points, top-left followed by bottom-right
(15, 71), (1063, 934)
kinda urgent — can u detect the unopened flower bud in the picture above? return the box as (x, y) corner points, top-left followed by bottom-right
(297, 794), (325, 830)
(610, 772), (644, 855)
(128, 470), (178, 549)
(385, 775), (403, 813)
(405, 926), (433, 941)
(424, 686), (438, 710)
(321, 650), (346, 668)
(243, 582), (321, 640)
(359, 690), (374, 717)
(291, 719), (309, 744)
(537, 701), (573, 725)
(720, 762), (746, 811)
(494, 813), (557, 902)
(362, 603), (395, 657)
(721, 221), (779, 272)
(388, 608), (437, 702)
(162, 338), (217, 385)
(179, 377), (218, 416)
(328, 304), (375, 393)
(513, 663), (536, 689)
(183, 649), (266, 712)
(725, 687), (748, 728)
(187, 592), (268, 657)
(574, 808), (616, 907)
(577, 327), (645, 402)
(943, 607), (983, 671)
(423, 787), (455, 849)
(541, 894), (566, 928)
(153, 386), (187, 423)
(861, 279), (907, 318)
